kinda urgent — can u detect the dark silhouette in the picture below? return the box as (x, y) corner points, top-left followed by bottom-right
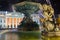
(50, 0), (60, 14)
(18, 18), (39, 31)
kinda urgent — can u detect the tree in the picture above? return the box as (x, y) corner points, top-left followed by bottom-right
(15, 2), (40, 31)
(18, 18), (39, 31)
(15, 2), (39, 19)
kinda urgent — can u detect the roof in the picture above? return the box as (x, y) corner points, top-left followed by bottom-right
(0, 11), (25, 18)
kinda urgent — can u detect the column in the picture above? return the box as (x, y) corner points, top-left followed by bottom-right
(7, 17), (11, 28)
(5, 18), (7, 28)
(12, 18), (14, 28)
(16, 18), (17, 28)
(6, 11), (7, 28)
(6, 18), (8, 28)
(9, 18), (11, 28)
(2, 18), (5, 28)
(9, 25), (11, 28)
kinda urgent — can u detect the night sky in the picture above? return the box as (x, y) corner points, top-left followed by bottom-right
(50, 0), (60, 14)
(0, 0), (24, 11)
(0, 0), (60, 14)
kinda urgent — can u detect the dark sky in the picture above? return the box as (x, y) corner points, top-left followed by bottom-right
(0, 0), (24, 11)
(0, 0), (60, 14)
(0, 1), (9, 11)
(50, 0), (60, 14)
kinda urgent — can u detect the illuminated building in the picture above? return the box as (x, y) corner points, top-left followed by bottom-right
(0, 11), (24, 28)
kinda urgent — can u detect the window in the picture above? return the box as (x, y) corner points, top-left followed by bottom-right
(0, 25), (2, 28)
(4, 25), (5, 27)
(0, 19), (2, 23)
(2, 25), (5, 28)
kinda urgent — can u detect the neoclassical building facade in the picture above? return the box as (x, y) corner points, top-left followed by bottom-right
(0, 11), (24, 28)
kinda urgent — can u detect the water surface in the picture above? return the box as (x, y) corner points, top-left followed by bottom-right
(0, 31), (40, 40)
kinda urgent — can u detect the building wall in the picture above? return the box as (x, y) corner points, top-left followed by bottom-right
(0, 16), (6, 28)
(0, 12), (24, 28)
(6, 18), (23, 28)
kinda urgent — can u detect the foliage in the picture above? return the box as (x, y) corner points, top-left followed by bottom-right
(14, 1), (55, 31)
(15, 3), (39, 17)
(18, 18), (39, 31)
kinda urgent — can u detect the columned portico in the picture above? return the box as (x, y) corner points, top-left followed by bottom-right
(0, 12), (24, 29)
(7, 18), (21, 28)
